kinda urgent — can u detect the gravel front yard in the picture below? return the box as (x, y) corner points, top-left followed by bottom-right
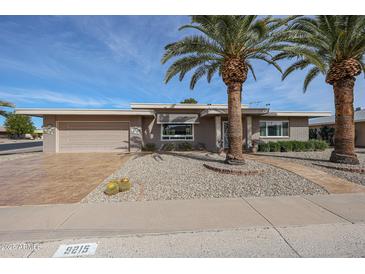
(83, 151), (327, 203)
(256, 148), (365, 186)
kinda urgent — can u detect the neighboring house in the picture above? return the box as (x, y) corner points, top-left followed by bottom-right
(309, 108), (365, 148)
(16, 103), (330, 153)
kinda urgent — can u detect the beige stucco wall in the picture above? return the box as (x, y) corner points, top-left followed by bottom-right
(42, 113), (311, 153)
(355, 122), (365, 147)
(252, 116), (309, 143)
(42, 115), (143, 153)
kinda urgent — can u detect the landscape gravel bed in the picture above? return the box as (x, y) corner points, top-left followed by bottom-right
(256, 148), (365, 186)
(82, 151), (327, 203)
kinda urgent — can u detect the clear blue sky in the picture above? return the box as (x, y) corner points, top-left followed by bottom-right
(0, 16), (364, 128)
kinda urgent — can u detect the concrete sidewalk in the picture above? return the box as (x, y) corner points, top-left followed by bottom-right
(1, 193), (365, 257)
(1, 193), (365, 244)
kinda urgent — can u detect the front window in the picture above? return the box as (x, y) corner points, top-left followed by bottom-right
(161, 124), (193, 140)
(260, 121), (289, 137)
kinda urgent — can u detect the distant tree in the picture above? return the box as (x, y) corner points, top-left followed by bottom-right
(4, 113), (35, 138)
(0, 100), (14, 117)
(180, 98), (198, 104)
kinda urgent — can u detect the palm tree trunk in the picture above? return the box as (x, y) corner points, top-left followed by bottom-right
(330, 77), (359, 165)
(226, 82), (245, 165)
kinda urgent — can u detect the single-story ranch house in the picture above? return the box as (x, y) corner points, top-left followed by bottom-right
(16, 103), (331, 153)
(309, 108), (365, 147)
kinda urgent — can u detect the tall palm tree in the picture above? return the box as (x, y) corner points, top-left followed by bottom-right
(0, 100), (14, 117)
(161, 15), (290, 164)
(274, 15), (365, 165)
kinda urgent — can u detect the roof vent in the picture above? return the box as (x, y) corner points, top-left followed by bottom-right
(355, 107), (362, 111)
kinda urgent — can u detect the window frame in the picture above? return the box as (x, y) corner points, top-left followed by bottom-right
(160, 123), (194, 141)
(259, 120), (290, 138)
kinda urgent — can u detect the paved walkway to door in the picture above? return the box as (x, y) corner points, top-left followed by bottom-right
(0, 153), (130, 206)
(247, 154), (365, 194)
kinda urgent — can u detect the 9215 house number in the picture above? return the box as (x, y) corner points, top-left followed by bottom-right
(53, 243), (98, 257)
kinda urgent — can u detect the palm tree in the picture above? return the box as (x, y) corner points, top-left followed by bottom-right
(274, 15), (365, 165)
(0, 100), (14, 117)
(161, 16), (291, 164)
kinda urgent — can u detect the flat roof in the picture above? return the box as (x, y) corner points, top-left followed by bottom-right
(130, 103), (249, 110)
(263, 111), (332, 117)
(200, 108), (269, 117)
(15, 108), (155, 117)
(310, 109), (365, 126)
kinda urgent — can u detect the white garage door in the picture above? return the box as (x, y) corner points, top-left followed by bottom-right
(58, 121), (129, 152)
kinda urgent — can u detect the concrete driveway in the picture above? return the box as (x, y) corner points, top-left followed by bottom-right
(0, 153), (130, 206)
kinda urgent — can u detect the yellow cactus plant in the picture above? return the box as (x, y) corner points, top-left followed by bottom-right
(104, 180), (120, 196)
(104, 177), (131, 196)
(118, 177), (131, 192)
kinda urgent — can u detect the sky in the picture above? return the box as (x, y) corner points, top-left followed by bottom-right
(0, 15), (364, 128)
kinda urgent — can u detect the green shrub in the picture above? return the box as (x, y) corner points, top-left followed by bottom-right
(304, 140), (316, 151)
(269, 141), (281, 152)
(278, 141), (293, 152)
(258, 140), (328, 153)
(162, 143), (175, 151)
(291, 141), (305, 152)
(143, 143), (156, 152)
(312, 140), (329, 151)
(258, 143), (270, 152)
(177, 142), (193, 151)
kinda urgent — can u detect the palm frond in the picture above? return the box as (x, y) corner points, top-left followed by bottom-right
(303, 67), (320, 92)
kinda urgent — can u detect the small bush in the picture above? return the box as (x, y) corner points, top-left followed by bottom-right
(143, 143), (156, 152)
(291, 141), (304, 152)
(278, 141), (293, 152)
(312, 140), (328, 151)
(258, 143), (270, 152)
(162, 143), (175, 151)
(269, 142), (281, 152)
(258, 140), (328, 153)
(177, 142), (193, 151)
(304, 140), (316, 151)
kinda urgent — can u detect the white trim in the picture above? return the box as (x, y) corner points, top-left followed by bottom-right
(131, 103), (248, 110)
(16, 108), (155, 116)
(200, 108), (269, 117)
(259, 120), (290, 138)
(160, 123), (194, 141)
(263, 111), (331, 117)
(56, 120), (131, 153)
